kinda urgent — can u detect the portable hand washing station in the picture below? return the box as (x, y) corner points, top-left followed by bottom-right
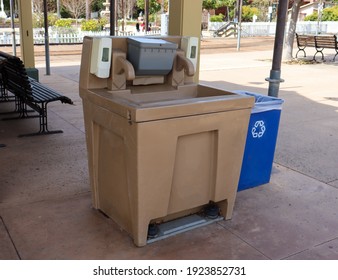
(79, 36), (254, 246)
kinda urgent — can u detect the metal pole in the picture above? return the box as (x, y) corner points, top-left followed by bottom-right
(145, 0), (149, 32)
(236, 0), (242, 51)
(266, 0), (289, 97)
(43, 0), (50, 75)
(110, 0), (115, 36)
(9, 0), (16, 56)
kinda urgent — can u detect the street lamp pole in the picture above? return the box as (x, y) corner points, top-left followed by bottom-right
(43, 0), (51, 75)
(9, 0), (16, 56)
(236, 0), (242, 51)
(110, 0), (115, 36)
(266, 0), (288, 97)
(145, 0), (150, 32)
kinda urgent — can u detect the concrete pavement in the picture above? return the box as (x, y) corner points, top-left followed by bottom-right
(1, 36), (338, 259)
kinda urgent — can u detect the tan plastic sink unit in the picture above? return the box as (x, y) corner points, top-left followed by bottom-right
(79, 36), (254, 246)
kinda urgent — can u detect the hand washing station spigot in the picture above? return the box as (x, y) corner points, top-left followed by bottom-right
(79, 36), (254, 247)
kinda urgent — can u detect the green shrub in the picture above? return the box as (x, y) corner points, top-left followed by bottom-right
(48, 14), (59, 26)
(4, 18), (19, 25)
(304, 12), (318, 21)
(210, 13), (224, 22)
(81, 19), (106, 31)
(55, 18), (73, 28)
(32, 13), (44, 28)
(33, 13), (64, 28)
(99, 17), (108, 28)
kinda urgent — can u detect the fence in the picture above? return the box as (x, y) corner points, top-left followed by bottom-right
(0, 29), (161, 45)
(209, 21), (338, 37)
(1, 21), (338, 45)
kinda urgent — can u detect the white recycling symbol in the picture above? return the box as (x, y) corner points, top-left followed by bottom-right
(251, 120), (266, 138)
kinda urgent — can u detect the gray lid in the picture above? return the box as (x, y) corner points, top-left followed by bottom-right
(127, 37), (178, 50)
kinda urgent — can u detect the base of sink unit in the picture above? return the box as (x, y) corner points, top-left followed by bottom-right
(147, 214), (224, 244)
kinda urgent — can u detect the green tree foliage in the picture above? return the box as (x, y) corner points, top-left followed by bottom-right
(304, 6), (338, 22)
(241, 5), (259, 22)
(202, 0), (218, 10)
(322, 6), (338, 21)
(2, 0), (9, 10)
(60, 6), (72, 18)
(91, 0), (104, 12)
(136, 0), (162, 15)
(203, 0), (243, 21)
(251, 0), (270, 21)
(202, 0), (236, 10)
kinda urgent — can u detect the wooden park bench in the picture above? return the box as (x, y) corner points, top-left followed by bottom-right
(0, 51), (73, 137)
(295, 33), (315, 58)
(313, 35), (338, 61)
(296, 33), (338, 62)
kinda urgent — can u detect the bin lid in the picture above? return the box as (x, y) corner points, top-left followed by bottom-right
(127, 37), (178, 50)
(234, 90), (284, 113)
(81, 84), (255, 123)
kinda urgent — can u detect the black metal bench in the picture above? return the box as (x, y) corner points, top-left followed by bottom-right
(0, 51), (73, 137)
(296, 33), (338, 62)
(0, 57), (15, 103)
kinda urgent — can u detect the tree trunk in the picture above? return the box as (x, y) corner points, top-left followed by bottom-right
(86, 0), (90, 20)
(284, 0), (302, 61)
(123, 0), (126, 31)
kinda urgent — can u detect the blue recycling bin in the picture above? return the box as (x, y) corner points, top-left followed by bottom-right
(235, 91), (284, 191)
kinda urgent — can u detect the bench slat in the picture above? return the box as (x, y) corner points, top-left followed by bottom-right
(30, 80), (72, 103)
(296, 34), (315, 47)
(315, 36), (337, 49)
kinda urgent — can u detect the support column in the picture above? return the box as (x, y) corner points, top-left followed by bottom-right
(17, 0), (38, 80)
(168, 0), (202, 37)
(168, 0), (202, 82)
(17, 0), (35, 67)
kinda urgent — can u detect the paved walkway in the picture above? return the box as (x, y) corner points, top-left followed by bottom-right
(1, 36), (338, 259)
